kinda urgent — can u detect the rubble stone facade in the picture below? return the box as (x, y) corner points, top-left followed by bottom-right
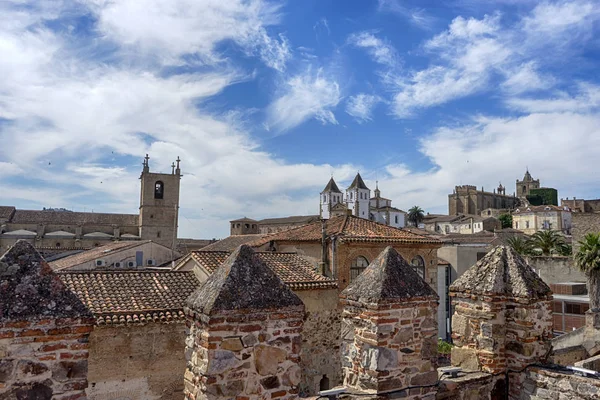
(340, 247), (439, 398)
(184, 245), (305, 400)
(0, 241), (94, 399)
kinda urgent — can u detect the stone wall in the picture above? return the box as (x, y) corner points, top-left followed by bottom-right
(572, 213), (600, 252)
(87, 323), (186, 400)
(525, 256), (586, 285)
(511, 367), (600, 400)
(0, 317), (93, 399)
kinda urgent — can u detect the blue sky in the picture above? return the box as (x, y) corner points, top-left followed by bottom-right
(1, 0), (600, 239)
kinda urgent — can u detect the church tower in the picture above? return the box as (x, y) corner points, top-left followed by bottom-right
(320, 178), (343, 219)
(346, 173), (370, 219)
(138, 154), (181, 249)
(516, 169), (540, 199)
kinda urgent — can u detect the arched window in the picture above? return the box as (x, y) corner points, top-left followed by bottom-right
(350, 256), (369, 282)
(154, 181), (164, 199)
(411, 256), (425, 279)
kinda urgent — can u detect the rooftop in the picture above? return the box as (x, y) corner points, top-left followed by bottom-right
(202, 234), (268, 252)
(258, 215), (320, 225)
(7, 208), (139, 226)
(348, 173), (369, 190)
(49, 240), (155, 271)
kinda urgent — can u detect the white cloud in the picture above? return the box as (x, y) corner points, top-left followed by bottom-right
(348, 31), (398, 68)
(506, 83), (600, 113)
(346, 94), (381, 122)
(266, 68), (341, 133)
(500, 62), (554, 95)
(522, 0), (599, 35)
(377, 0), (436, 29)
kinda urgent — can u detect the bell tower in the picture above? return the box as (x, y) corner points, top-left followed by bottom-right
(138, 154), (181, 249)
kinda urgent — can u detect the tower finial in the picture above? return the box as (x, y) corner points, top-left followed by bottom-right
(142, 154), (150, 173)
(171, 162), (175, 174)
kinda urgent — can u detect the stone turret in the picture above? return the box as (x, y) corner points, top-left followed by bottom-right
(0, 240), (94, 399)
(450, 246), (553, 375)
(340, 246), (439, 397)
(184, 245), (305, 400)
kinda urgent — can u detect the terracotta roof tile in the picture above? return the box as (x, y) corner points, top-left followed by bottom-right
(179, 250), (337, 290)
(258, 215), (320, 225)
(249, 215), (440, 246)
(0, 206), (15, 220)
(202, 234), (268, 252)
(59, 270), (199, 325)
(49, 240), (150, 271)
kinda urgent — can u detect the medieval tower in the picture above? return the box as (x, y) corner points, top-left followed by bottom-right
(138, 154), (181, 248)
(516, 169), (540, 199)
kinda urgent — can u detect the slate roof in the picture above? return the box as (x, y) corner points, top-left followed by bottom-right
(201, 234), (267, 252)
(50, 240), (153, 271)
(258, 215), (320, 225)
(249, 215), (440, 246)
(186, 245), (304, 315)
(449, 245), (552, 299)
(322, 178), (342, 193)
(348, 173), (369, 190)
(175, 250), (337, 290)
(0, 241), (92, 321)
(59, 270), (198, 325)
(9, 209), (139, 226)
(0, 206), (15, 220)
(341, 246), (438, 303)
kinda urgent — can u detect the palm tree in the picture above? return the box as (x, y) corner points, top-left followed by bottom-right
(506, 236), (533, 256)
(407, 206), (425, 227)
(575, 233), (600, 311)
(529, 230), (566, 256)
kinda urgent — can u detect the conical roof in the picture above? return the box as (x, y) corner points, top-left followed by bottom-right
(186, 245), (303, 315)
(341, 246), (438, 303)
(0, 240), (92, 321)
(348, 173), (370, 190)
(523, 169), (533, 181)
(322, 178), (342, 193)
(449, 245), (551, 299)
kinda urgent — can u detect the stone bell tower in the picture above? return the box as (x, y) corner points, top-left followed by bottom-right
(138, 154), (181, 249)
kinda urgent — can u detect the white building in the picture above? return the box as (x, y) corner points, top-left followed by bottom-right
(319, 174), (405, 228)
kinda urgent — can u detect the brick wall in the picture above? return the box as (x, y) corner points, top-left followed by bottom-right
(0, 317), (93, 399)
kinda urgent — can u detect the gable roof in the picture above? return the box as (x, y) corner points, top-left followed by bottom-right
(1, 241), (92, 321)
(449, 245), (552, 299)
(0, 206), (15, 220)
(49, 240), (154, 271)
(202, 234), (267, 252)
(9, 209), (138, 226)
(59, 270), (198, 325)
(230, 217), (258, 223)
(322, 178), (342, 193)
(250, 215), (440, 246)
(513, 205), (569, 214)
(175, 250), (337, 290)
(341, 246), (438, 303)
(186, 246), (304, 315)
(348, 173), (369, 190)
(258, 215), (320, 225)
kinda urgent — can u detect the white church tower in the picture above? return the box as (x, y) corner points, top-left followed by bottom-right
(320, 178), (343, 219)
(346, 173), (370, 219)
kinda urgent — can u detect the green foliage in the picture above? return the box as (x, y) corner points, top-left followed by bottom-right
(407, 206), (425, 227)
(575, 233), (600, 274)
(438, 338), (453, 355)
(507, 236), (534, 256)
(528, 188), (558, 206)
(526, 194), (544, 206)
(498, 213), (513, 229)
(529, 230), (567, 256)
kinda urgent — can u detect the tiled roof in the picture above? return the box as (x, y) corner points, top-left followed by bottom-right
(177, 250), (337, 290)
(230, 217), (258, 222)
(322, 178), (342, 193)
(201, 234), (267, 252)
(0, 206), (15, 220)
(250, 215), (440, 246)
(513, 205), (569, 214)
(370, 206), (405, 213)
(348, 173), (369, 190)
(9, 209), (139, 226)
(258, 215), (320, 225)
(50, 240), (152, 271)
(59, 271), (199, 325)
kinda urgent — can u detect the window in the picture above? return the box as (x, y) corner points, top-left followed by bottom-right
(157, 231), (161, 238)
(515, 221), (519, 229)
(350, 192), (353, 199)
(55, 242), (61, 248)
(525, 221), (529, 229)
(350, 256), (369, 282)
(154, 181), (164, 199)
(411, 256), (425, 279)
(395, 215), (398, 224)
(565, 302), (589, 315)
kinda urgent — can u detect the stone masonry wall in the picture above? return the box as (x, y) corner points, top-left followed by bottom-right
(0, 317), (93, 399)
(184, 307), (304, 400)
(524, 256), (585, 285)
(87, 323), (186, 400)
(510, 367), (600, 400)
(572, 213), (600, 252)
(341, 298), (439, 396)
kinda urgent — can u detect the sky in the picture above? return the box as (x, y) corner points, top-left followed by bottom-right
(1, 0), (599, 239)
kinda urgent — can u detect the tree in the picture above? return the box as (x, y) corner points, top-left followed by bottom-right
(498, 213), (513, 229)
(407, 206), (425, 227)
(529, 230), (567, 256)
(506, 236), (533, 256)
(575, 233), (600, 311)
